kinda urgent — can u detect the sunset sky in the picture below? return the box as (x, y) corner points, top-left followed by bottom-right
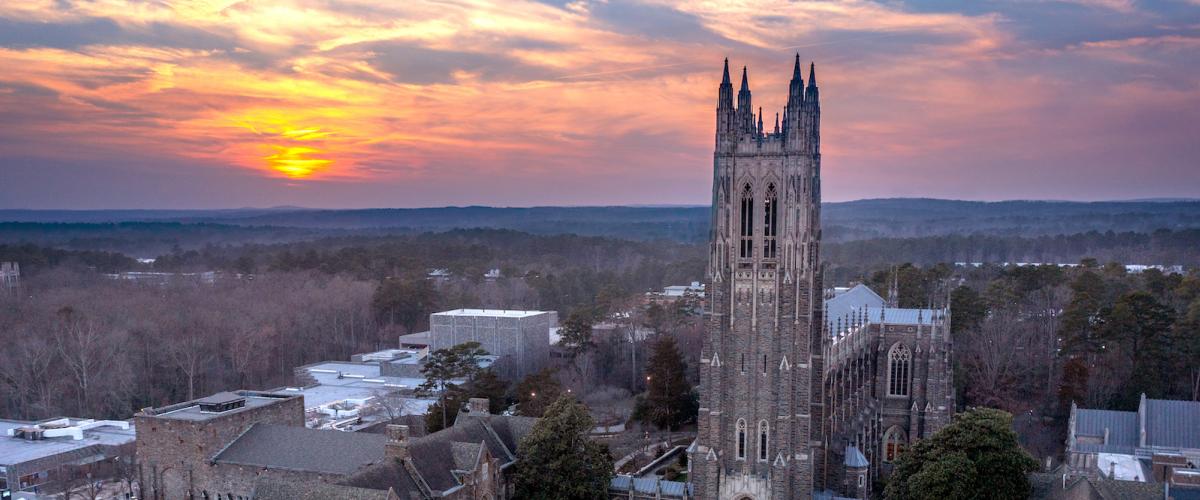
(1, 0), (1198, 209)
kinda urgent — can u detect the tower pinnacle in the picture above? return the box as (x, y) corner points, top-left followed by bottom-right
(722, 58), (731, 85)
(740, 66), (749, 92)
(808, 62), (817, 87)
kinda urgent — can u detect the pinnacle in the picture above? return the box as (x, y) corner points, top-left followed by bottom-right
(793, 53), (802, 80)
(722, 58), (731, 85)
(808, 62), (816, 87)
(740, 66), (749, 92)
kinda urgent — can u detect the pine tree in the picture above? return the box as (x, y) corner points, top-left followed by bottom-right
(514, 396), (612, 499)
(634, 335), (697, 432)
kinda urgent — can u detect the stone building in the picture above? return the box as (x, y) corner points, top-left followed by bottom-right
(819, 284), (954, 497)
(136, 390), (532, 500)
(692, 56), (827, 500)
(0, 262), (18, 291)
(429, 309), (551, 379)
(135, 390), (308, 499)
(689, 58), (955, 499)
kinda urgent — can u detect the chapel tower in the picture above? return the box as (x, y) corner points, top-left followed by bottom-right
(692, 56), (824, 499)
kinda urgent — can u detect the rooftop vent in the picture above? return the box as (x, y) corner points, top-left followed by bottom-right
(196, 392), (247, 413)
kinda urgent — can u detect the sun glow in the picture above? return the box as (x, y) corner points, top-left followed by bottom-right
(264, 145), (332, 178)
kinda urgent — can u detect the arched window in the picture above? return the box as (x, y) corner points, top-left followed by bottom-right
(736, 419), (748, 460)
(888, 343), (911, 397)
(739, 184), (754, 259)
(757, 420), (769, 461)
(883, 427), (907, 463)
(762, 183), (777, 259)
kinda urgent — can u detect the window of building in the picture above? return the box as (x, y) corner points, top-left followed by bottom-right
(761, 354), (767, 374)
(888, 343), (911, 397)
(740, 353), (746, 373)
(762, 183), (777, 259)
(883, 427), (907, 463)
(739, 183), (754, 259)
(757, 420), (769, 461)
(736, 419), (747, 460)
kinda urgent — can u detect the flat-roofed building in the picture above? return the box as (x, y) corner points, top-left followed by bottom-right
(135, 390), (303, 499)
(429, 309), (552, 378)
(0, 417), (134, 496)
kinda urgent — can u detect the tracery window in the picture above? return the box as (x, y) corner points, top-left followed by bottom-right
(736, 419), (748, 460)
(762, 183), (778, 259)
(739, 183), (754, 259)
(757, 420), (769, 461)
(883, 427), (907, 463)
(888, 343), (911, 397)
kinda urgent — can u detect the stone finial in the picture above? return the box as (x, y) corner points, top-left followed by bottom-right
(740, 66), (749, 92)
(722, 58), (731, 85)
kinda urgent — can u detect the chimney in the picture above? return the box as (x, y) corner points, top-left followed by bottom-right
(385, 424), (410, 460)
(467, 398), (490, 415)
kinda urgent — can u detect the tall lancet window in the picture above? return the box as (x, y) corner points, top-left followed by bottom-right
(736, 419), (748, 460)
(883, 427), (907, 463)
(739, 184), (754, 259)
(888, 343), (911, 397)
(757, 420), (769, 461)
(763, 183), (778, 259)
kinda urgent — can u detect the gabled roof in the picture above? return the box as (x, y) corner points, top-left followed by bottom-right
(825, 284), (885, 325)
(1142, 397), (1200, 449)
(344, 413), (537, 495)
(212, 423), (387, 475)
(1072, 409), (1138, 454)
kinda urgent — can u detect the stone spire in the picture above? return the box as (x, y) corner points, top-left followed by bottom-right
(737, 66), (753, 133)
(722, 57), (731, 85)
(757, 107), (764, 136)
(718, 58), (734, 111)
(774, 112), (780, 135)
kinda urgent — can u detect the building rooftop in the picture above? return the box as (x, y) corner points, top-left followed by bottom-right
(433, 309), (548, 318)
(213, 423), (388, 474)
(142, 390), (296, 422)
(0, 418), (135, 466)
(1073, 408), (1139, 454)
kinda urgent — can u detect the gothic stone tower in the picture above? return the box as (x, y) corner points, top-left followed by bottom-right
(693, 56), (823, 500)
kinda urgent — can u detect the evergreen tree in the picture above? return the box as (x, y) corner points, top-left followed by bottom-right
(634, 336), (697, 432)
(884, 408), (1037, 500)
(1099, 291), (1176, 404)
(950, 285), (986, 337)
(514, 395), (613, 499)
(419, 341), (489, 428)
(515, 368), (562, 417)
(1061, 270), (1107, 355)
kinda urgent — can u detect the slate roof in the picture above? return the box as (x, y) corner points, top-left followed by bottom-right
(213, 423), (387, 475)
(1143, 398), (1200, 449)
(252, 477), (393, 500)
(343, 412), (537, 495)
(339, 461), (425, 499)
(451, 441), (482, 470)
